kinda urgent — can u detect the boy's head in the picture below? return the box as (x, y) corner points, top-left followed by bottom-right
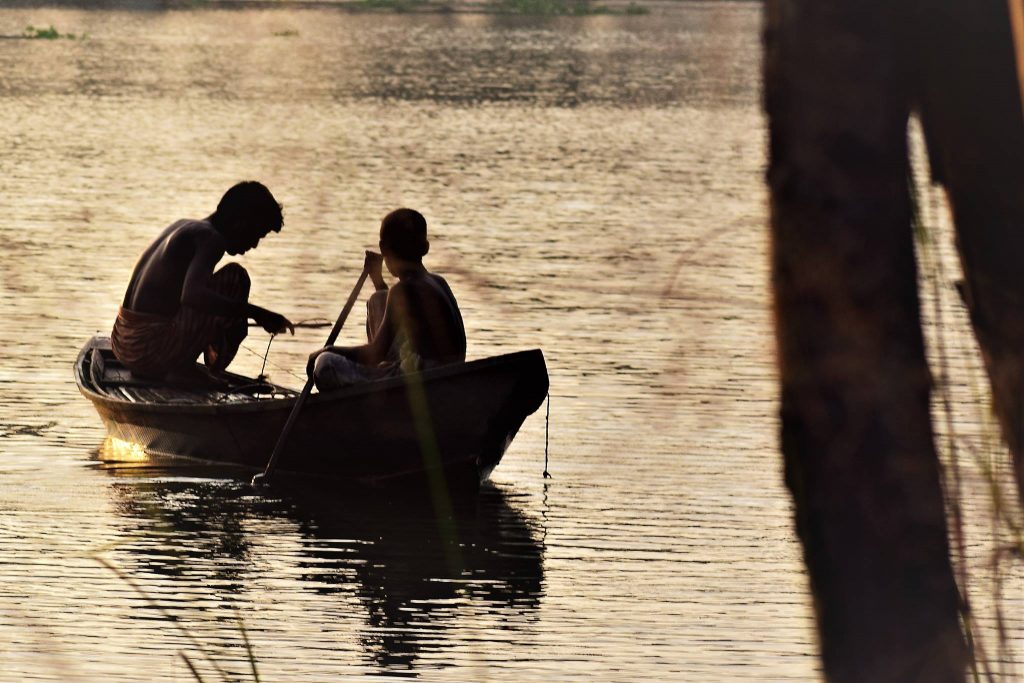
(379, 208), (429, 262)
(214, 181), (284, 254)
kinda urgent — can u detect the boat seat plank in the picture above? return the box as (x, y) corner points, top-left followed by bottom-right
(91, 351), (163, 388)
(106, 367), (144, 385)
(89, 348), (106, 388)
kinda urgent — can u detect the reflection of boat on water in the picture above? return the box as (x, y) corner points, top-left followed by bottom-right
(77, 335), (549, 486)
(97, 450), (545, 672)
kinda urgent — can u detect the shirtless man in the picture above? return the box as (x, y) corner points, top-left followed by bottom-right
(307, 208), (466, 390)
(111, 181), (294, 380)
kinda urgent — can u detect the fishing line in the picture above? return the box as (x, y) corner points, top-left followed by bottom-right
(260, 334), (275, 379)
(238, 341), (304, 382)
(238, 318), (333, 383)
(543, 391), (551, 479)
(248, 319), (332, 329)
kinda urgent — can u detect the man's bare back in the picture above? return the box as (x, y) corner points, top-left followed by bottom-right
(122, 217), (287, 330)
(124, 219), (228, 316)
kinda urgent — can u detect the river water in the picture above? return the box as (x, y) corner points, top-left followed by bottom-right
(0, 3), (1019, 681)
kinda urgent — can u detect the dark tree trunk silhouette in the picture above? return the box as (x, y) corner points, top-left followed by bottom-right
(764, 2), (967, 680)
(916, 1), (1024, 509)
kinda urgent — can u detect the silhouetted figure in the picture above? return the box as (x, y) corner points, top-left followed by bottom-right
(111, 181), (294, 381)
(308, 208), (466, 390)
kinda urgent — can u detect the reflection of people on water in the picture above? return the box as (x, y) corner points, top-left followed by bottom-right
(293, 484), (545, 670)
(111, 181), (294, 382)
(307, 208), (467, 391)
(98, 456), (545, 675)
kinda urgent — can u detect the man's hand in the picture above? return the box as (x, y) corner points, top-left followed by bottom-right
(365, 250), (386, 291)
(256, 310), (295, 336)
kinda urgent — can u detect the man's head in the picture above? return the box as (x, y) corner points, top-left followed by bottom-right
(379, 208), (429, 267)
(213, 181), (283, 255)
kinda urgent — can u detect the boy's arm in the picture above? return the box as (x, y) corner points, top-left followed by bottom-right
(307, 285), (401, 374)
(368, 251), (388, 292)
(333, 286), (400, 364)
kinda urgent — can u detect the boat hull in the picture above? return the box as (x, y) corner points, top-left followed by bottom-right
(76, 336), (548, 486)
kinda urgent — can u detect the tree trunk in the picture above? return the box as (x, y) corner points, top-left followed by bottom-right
(915, 0), (1024, 509)
(764, 2), (968, 680)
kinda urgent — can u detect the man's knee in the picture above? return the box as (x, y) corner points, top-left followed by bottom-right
(212, 263), (251, 301)
(226, 316), (248, 346)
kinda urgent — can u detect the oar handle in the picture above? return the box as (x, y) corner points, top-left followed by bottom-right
(252, 261), (372, 486)
(323, 269), (371, 349)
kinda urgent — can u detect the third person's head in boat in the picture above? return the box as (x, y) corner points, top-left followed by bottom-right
(213, 181), (284, 256)
(379, 208), (429, 275)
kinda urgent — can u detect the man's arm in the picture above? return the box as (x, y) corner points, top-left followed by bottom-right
(180, 230), (293, 334)
(179, 231), (236, 315)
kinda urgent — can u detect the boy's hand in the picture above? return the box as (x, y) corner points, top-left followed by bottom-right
(256, 310), (294, 336)
(365, 251), (385, 290)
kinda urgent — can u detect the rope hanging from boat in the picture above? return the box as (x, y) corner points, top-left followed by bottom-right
(543, 391), (551, 479)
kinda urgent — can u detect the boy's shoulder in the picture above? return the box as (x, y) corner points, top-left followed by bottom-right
(389, 271), (456, 300)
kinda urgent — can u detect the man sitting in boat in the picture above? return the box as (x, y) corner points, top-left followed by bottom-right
(111, 181), (294, 381)
(308, 208), (466, 390)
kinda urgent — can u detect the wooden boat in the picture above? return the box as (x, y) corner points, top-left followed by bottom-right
(75, 335), (548, 487)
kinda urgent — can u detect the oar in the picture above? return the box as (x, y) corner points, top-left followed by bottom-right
(251, 255), (373, 487)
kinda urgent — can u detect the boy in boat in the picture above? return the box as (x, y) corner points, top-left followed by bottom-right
(111, 181), (294, 381)
(307, 208), (466, 390)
